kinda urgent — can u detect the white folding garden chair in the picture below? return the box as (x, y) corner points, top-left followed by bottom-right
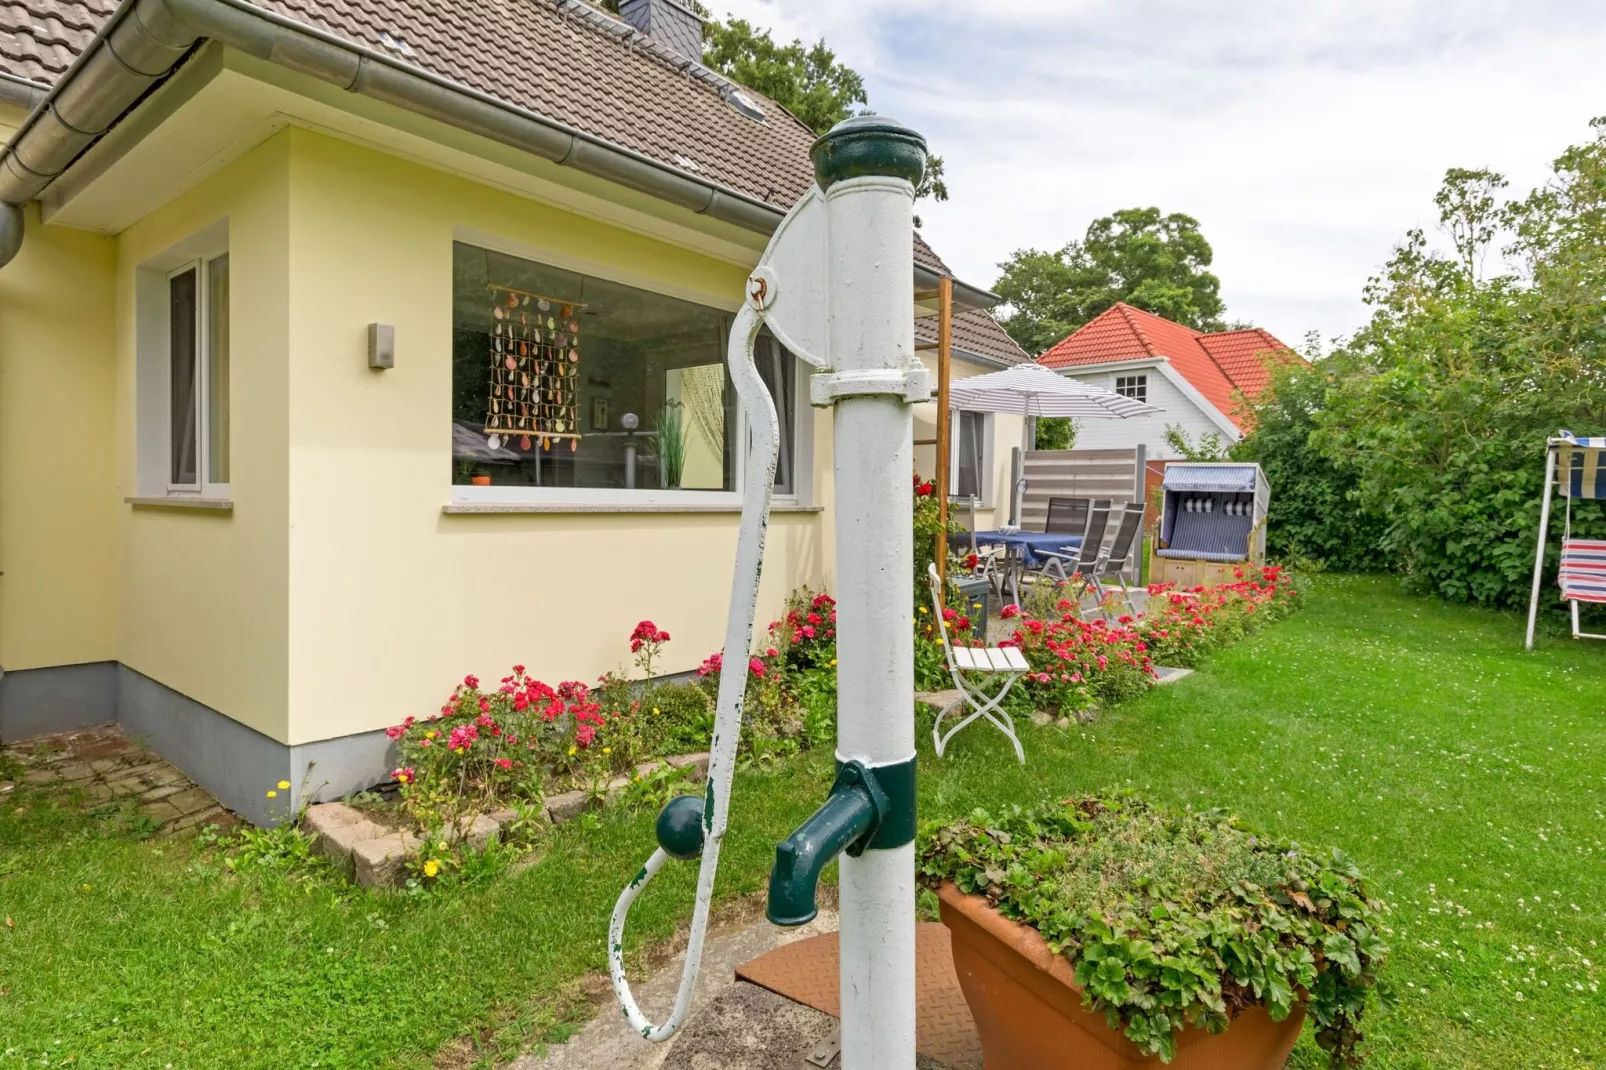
(927, 563), (1028, 763)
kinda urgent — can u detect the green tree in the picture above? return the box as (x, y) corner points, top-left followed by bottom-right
(1240, 118), (1606, 611)
(993, 208), (1227, 355)
(702, 17), (866, 135)
(698, 17), (948, 220)
(1231, 361), (1381, 570)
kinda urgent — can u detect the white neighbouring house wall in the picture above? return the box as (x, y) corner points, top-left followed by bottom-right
(1060, 361), (1240, 459)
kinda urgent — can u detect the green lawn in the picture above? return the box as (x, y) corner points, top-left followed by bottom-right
(1, 575), (1602, 1068)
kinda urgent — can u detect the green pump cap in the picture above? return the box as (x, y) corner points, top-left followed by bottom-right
(810, 115), (927, 191)
(655, 795), (706, 860)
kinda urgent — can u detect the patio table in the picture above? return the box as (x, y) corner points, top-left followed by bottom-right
(952, 530), (1083, 568)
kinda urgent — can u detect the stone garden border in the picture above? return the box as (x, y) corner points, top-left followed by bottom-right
(304, 752), (710, 889)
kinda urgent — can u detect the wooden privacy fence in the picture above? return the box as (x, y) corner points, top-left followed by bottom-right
(1017, 445), (1148, 579)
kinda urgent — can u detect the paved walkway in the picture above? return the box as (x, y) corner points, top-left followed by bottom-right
(517, 907), (840, 1070)
(1, 724), (232, 834)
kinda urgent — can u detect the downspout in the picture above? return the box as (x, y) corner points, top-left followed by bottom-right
(0, 0), (1002, 312)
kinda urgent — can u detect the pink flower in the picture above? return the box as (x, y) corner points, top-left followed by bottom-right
(391, 766), (415, 784)
(800, 625), (816, 639)
(697, 651), (724, 677)
(749, 657), (766, 677)
(494, 757), (513, 771)
(766, 646), (778, 658)
(999, 604), (1020, 620)
(385, 724), (408, 741)
(463, 674), (480, 689)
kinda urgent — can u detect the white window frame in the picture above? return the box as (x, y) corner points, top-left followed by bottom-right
(135, 219), (230, 501)
(1115, 374), (1148, 403)
(448, 231), (812, 509)
(948, 409), (994, 507)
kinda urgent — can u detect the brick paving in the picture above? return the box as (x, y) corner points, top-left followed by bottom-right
(0, 724), (235, 834)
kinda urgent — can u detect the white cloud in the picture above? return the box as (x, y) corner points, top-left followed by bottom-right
(707, 0), (1606, 348)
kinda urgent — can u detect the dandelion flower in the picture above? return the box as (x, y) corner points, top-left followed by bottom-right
(423, 859), (441, 878)
(603, 747), (612, 755)
(266, 790), (277, 799)
(652, 707), (660, 715)
(276, 780), (290, 790)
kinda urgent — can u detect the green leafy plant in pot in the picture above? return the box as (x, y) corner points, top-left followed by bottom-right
(650, 401), (687, 489)
(918, 795), (1389, 1068)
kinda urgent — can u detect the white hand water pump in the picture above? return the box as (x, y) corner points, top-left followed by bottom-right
(607, 116), (931, 1068)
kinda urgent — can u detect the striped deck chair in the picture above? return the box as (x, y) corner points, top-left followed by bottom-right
(1560, 539), (1606, 639)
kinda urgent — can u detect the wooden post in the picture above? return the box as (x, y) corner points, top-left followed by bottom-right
(934, 276), (954, 587)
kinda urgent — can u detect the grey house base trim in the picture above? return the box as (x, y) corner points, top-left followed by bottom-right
(0, 661), (118, 740)
(0, 661), (394, 827)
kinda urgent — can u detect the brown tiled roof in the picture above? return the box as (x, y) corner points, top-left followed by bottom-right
(2, 0), (988, 299)
(0, 0), (111, 85)
(915, 308), (1030, 367)
(251, 0), (822, 208)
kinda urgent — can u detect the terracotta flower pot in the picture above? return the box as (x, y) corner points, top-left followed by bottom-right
(470, 474), (492, 486)
(936, 882), (1306, 1070)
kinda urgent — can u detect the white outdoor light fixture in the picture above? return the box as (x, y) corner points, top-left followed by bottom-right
(607, 116), (929, 1068)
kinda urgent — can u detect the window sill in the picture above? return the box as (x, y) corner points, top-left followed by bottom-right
(442, 501), (823, 515)
(125, 496), (234, 512)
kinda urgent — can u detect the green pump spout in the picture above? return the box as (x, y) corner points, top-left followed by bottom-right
(766, 760), (890, 927)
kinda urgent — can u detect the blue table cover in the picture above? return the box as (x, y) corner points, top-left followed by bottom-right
(952, 530), (1083, 568)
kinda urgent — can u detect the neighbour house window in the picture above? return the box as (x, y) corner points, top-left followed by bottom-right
(451, 242), (799, 498)
(167, 254), (230, 490)
(1115, 374), (1148, 403)
(950, 409), (990, 501)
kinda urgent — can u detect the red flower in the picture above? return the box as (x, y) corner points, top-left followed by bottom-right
(697, 651), (724, 677)
(749, 657), (766, 677)
(916, 482), (934, 497)
(463, 674), (480, 689)
(999, 604), (1020, 619)
(965, 553), (979, 570)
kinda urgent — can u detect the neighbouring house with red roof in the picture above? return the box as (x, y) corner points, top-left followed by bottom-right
(1036, 303), (1298, 457)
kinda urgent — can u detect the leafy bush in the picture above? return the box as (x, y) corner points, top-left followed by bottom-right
(918, 795), (1390, 1066)
(1233, 363), (1381, 571)
(1233, 121), (1606, 619)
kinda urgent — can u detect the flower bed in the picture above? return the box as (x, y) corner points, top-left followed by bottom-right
(917, 562), (1303, 719)
(306, 591), (844, 888)
(919, 794), (1390, 1066)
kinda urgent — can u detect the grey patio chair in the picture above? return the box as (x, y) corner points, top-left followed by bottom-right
(1017, 499), (1112, 605)
(1044, 496), (1090, 536)
(1085, 502), (1146, 619)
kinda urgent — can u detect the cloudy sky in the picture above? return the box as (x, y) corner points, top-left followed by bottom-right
(712, 0), (1606, 350)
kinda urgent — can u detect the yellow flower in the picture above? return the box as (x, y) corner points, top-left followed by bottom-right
(276, 780), (291, 790)
(423, 859), (441, 878)
(918, 606), (928, 614)
(602, 747), (612, 755)
(652, 707), (660, 715)
(567, 745), (577, 756)
(830, 658), (837, 666)
(425, 730), (438, 740)
(266, 790), (277, 799)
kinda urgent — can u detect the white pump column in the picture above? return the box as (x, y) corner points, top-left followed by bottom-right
(808, 123), (929, 1070)
(604, 116), (929, 1067)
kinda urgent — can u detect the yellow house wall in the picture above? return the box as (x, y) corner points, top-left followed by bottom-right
(114, 133), (292, 741)
(0, 203), (119, 671)
(281, 129), (831, 745)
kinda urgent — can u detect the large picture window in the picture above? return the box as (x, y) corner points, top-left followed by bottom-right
(452, 242), (797, 499)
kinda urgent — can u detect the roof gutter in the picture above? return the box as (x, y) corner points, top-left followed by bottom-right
(0, 0), (998, 309)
